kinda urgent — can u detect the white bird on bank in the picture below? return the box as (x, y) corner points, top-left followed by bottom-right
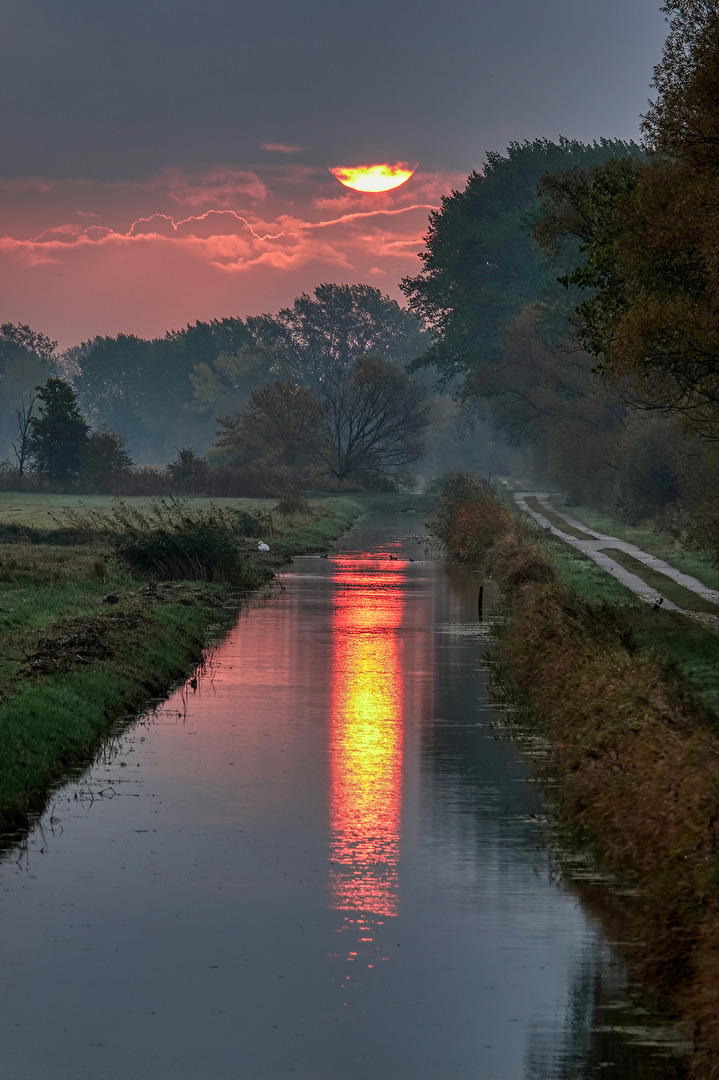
(258, 541), (270, 552)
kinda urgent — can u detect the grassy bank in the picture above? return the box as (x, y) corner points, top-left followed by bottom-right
(506, 493), (719, 718)
(430, 477), (719, 1079)
(0, 494), (362, 842)
(548, 497), (719, 593)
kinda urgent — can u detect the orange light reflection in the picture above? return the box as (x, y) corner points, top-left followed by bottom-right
(329, 556), (405, 918)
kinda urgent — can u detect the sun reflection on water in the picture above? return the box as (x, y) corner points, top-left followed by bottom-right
(329, 556), (406, 919)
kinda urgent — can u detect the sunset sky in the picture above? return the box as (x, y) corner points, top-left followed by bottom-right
(2, 0), (667, 348)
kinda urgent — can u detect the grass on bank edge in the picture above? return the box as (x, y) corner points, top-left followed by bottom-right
(0, 588), (236, 840)
(549, 497), (719, 593)
(0, 494), (365, 840)
(432, 478), (719, 1073)
(512, 504), (719, 719)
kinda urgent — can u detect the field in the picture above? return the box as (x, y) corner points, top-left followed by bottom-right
(0, 492), (275, 529)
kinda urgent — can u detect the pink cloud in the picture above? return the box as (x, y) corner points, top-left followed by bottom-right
(162, 167), (268, 207)
(261, 142), (303, 154)
(0, 164), (466, 346)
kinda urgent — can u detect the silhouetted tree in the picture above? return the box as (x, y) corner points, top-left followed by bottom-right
(167, 447), (208, 492)
(215, 381), (320, 472)
(314, 357), (431, 483)
(0, 323), (56, 459)
(28, 378), (89, 486)
(249, 283), (427, 390)
(12, 393), (36, 482)
(78, 425), (133, 493)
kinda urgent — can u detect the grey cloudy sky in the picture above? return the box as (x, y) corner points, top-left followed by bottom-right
(2, 0), (667, 180)
(0, 0), (671, 345)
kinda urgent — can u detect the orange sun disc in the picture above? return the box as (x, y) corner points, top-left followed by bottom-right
(329, 163), (416, 193)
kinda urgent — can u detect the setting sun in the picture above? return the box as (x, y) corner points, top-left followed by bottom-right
(329, 162), (416, 192)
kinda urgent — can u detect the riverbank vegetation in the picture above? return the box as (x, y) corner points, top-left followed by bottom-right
(429, 475), (719, 1077)
(0, 493), (362, 843)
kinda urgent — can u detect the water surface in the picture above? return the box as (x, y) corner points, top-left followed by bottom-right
(0, 512), (685, 1079)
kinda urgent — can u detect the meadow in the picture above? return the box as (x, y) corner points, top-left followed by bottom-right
(0, 492), (275, 530)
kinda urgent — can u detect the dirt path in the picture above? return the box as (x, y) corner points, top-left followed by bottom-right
(513, 489), (719, 619)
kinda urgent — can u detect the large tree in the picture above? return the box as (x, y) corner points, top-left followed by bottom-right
(313, 357), (431, 483)
(400, 138), (644, 394)
(248, 283), (428, 390)
(28, 378), (89, 486)
(68, 317), (258, 460)
(535, 2), (719, 440)
(215, 381), (320, 473)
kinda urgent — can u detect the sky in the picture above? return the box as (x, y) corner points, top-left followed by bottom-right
(1, 0), (669, 349)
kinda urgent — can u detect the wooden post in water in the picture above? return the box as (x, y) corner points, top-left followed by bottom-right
(478, 585), (484, 621)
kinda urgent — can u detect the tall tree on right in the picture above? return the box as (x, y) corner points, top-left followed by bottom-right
(400, 138), (643, 395)
(535, 1), (719, 440)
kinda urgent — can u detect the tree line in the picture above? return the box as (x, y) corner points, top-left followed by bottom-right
(0, 284), (436, 495)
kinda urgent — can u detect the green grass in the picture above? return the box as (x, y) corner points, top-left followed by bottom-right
(552, 498), (719, 592)
(600, 547), (719, 614)
(0, 492), (364, 841)
(524, 496), (597, 540)
(625, 606), (719, 720)
(540, 532), (641, 605)
(506, 495), (719, 717)
(0, 589), (237, 839)
(0, 492), (275, 529)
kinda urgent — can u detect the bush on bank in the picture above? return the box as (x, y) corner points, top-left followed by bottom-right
(428, 475), (719, 1080)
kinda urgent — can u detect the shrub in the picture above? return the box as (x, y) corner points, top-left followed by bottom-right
(59, 496), (269, 542)
(115, 523), (268, 584)
(427, 472), (556, 588)
(167, 448), (208, 493)
(60, 498), (271, 583)
(274, 493), (310, 516)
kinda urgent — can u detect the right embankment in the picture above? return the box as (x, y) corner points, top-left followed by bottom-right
(428, 476), (719, 1080)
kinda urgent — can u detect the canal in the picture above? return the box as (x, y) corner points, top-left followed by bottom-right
(0, 511), (684, 1079)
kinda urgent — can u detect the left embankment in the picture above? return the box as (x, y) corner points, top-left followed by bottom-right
(0, 495), (362, 843)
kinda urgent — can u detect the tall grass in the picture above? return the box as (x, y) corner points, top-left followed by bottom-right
(53, 498), (273, 584)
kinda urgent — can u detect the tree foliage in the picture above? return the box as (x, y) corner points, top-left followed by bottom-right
(535, 3), (719, 439)
(63, 290), (424, 462)
(190, 344), (280, 417)
(250, 283), (427, 389)
(28, 379), (89, 485)
(215, 380), (319, 475)
(67, 318), (257, 459)
(79, 426), (133, 493)
(642, 0), (719, 167)
(215, 360), (430, 486)
(401, 138), (643, 392)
